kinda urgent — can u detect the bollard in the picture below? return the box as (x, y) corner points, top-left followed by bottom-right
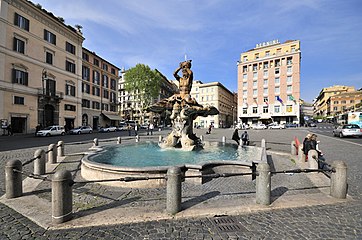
(158, 135), (163, 143)
(298, 144), (306, 163)
(34, 149), (46, 175)
(48, 144), (57, 164)
(117, 137), (121, 144)
(5, 159), (23, 199)
(256, 162), (271, 205)
(330, 161), (347, 199)
(221, 136), (226, 143)
(291, 140), (296, 155)
(136, 135), (140, 142)
(93, 138), (99, 147)
(261, 139), (266, 148)
(52, 169), (73, 224)
(308, 150), (318, 170)
(166, 166), (182, 214)
(200, 135), (203, 141)
(57, 141), (64, 158)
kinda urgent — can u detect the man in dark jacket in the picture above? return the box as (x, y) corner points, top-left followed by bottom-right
(241, 131), (249, 146)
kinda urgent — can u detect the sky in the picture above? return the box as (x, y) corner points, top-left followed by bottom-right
(34, 0), (362, 102)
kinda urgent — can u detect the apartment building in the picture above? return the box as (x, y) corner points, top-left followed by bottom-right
(237, 40), (301, 125)
(0, 0), (84, 133)
(313, 85), (355, 117)
(81, 48), (120, 130)
(190, 81), (236, 128)
(327, 90), (362, 116)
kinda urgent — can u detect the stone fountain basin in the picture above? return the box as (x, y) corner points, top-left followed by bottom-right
(81, 142), (264, 188)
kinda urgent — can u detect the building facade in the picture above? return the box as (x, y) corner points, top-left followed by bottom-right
(81, 48), (120, 130)
(0, 0), (84, 133)
(327, 90), (362, 116)
(237, 40), (301, 126)
(313, 85), (355, 117)
(190, 81), (236, 129)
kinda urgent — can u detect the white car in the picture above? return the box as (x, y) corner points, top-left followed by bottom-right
(267, 123), (284, 129)
(36, 125), (65, 137)
(69, 126), (93, 134)
(251, 124), (267, 130)
(99, 126), (117, 132)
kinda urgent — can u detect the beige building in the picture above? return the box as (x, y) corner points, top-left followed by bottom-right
(81, 48), (120, 130)
(190, 81), (237, 128)
(327, 90), (362, 116)
(0, 0), (84, 133)
(313, 85), (355, 117)
(237, 40), (301, 125)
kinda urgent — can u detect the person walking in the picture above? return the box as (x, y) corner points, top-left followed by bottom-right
(7, 124), (13, 136)
(232, 128), (240, 145)
(149, 123), (154, 135)
(128, 124), (132, 136)
(241, 131), (249, 146)
(134, 124), (139, 136)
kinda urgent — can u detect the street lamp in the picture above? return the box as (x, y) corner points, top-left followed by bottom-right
(231, 106), (235, 128)
(42, 68), (47, 96)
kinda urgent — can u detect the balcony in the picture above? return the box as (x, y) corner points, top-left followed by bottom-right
(37, 88), (63, 100)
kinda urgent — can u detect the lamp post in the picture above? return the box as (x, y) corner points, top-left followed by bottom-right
(231, 106), (234, 128)
(41, 69), (47, 127)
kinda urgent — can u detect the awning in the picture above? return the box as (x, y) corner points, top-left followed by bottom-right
(102, 113), (123, 121)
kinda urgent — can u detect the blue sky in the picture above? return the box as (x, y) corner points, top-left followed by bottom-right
(34, 0), (362, 102)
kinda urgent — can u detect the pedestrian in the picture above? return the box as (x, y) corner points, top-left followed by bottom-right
(302, 133), (315, 161)
(241, 131), (249, 146)
(35, 124), (41, 136)
(7, 124), (12, 136)
(134, 124), (139, 136)
(206, 125), (212, 134)
(149, 123), (154, 135)
(128, 124), (132, 136)
(232, 128), (240, 145)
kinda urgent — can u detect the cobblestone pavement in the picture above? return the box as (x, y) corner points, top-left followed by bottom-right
(1, 128), (362, 239)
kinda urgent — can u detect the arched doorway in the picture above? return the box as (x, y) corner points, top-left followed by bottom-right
(44, 104), (55, 126)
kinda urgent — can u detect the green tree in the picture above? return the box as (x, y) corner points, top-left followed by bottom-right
(124, 63), (162, 113)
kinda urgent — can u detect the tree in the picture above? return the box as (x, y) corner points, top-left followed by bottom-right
(124, 64), (162, 120)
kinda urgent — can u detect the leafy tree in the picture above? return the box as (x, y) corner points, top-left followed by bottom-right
(124, 63), (162, 111)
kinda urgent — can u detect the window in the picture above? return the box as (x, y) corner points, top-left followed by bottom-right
(287, 57), (292, 65)
(103, 89), (109, 99)
(44, 30), (56, 45)
(64, 104), (76, 111)
(265, 51), (270, 57)
(14, 96), (24, 105)
(102, 103), (109, 111)
(66, 42), (75, 54)
(253, 64), (257, 71)
(252, 107), (258, 114)
(287, 66), (292, 73)
(102, 75), (108, 87)
(93, 58), (99, 66)
(275, 77), (280, 84)
(82, 66), (90, 81)
(243, 66), (248, 73)
(243, 108), (247, 114)
(243, 82), (247, 88)
(263, 106), (268, 113)
(263, 70), (268, 78)
(102, 63), (108, 71)
(253, 89), (257, 96)
(277, 48), (281, 54)
(275, 68), (280, 75)
(255, 53), (259, 59)
(291, 46), (296, 52)
(93, 71), (100, 85)
(110, 79), (117, 90)
(253, 72), (257, 79)
(110, 105), (117, 112)
(13, 37), (25, 54)
(350, 100), (355, 103)
(12, 69), (28, 86)
(287, 76), (292, 83)
(45, 52), (53, 65)
(263, 88), (268, 95)
(274, 105), (280, 113)
(111, 68), (116, 75)
(275, 86), (280, 94)
(253, 81), (257, 87)
(334, 101), (339, 104)
(65, 84), (76, 96)
(92, 86), (100, 96)
(110, 92), (117, 103)
(243, 73), (247, 80)
(243, 90), (247, 96)
(341, 100), (346, 104)
(263, 97), (268, 103)
(243, 56), (247, 62)
(82, 99), (90, 108)
(287, 85), (292, 92)
(275, 59), (281, 67)
(14, 13), (30, 31)
(82, 83), (90, 94)
(65, 60), (76, 73)
(82, 52), (89, 61)
(92, 101), (100, 110)
(263, 62), (269, 69)
(263, 79), (268, 86)
(333, 107), (338, 111)
(286, 105), (293, 113)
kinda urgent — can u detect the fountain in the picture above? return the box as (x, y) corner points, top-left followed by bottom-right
(147, 60), (219, 150)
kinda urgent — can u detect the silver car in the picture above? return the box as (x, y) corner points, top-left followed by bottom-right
(69, 126), (93, 134)
(333, 124), (362, 138)
(36, 125), (65, 137)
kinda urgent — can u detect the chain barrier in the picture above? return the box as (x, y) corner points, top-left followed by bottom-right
(21, 156), (40, 167)
(44, 149), (52, 154)
(13, 168), (51, 181)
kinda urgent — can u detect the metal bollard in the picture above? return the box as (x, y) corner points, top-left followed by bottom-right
(221, 136), (226, 143)
(93, 138), (99, 147)
(200, 135), (203, 141)
(5, 159), (23, 199)
(136, 135), (140, 142)
(166, 166), (182, 214)
(117, 137), (121, 144)
(308, 150), (318, 170)
(261, 139), (266, 148)
(298, 144), (306, 163)
(34, 149), (46, 175)
(48, 144), (57, 164)
(52, 169), (73, 224)
(57, 141), (64, 158)
(291, 140), (296, 155)
(256, 162), (271, 205)
(158, 135), (163, 143)
(330, 161), (347, 199)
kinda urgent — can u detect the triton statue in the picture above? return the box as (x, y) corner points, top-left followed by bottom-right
(147, 60), (219, 150)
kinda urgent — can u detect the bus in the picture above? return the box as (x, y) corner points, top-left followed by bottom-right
(337, 112), (362, 127)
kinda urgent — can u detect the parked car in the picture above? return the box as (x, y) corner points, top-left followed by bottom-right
(99, 126), (117, 132)
(333, 124), (362, 138)
(36, 125), (65, 137)
(140, 124), (149, 129)
(117, 123), (128, 131)
(251, 124), (267, 130)
(69, 126), (93, 134)
(285, 123), (298, 128)
(308, 122), (317, 127)
(267, 123), (284, 129)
